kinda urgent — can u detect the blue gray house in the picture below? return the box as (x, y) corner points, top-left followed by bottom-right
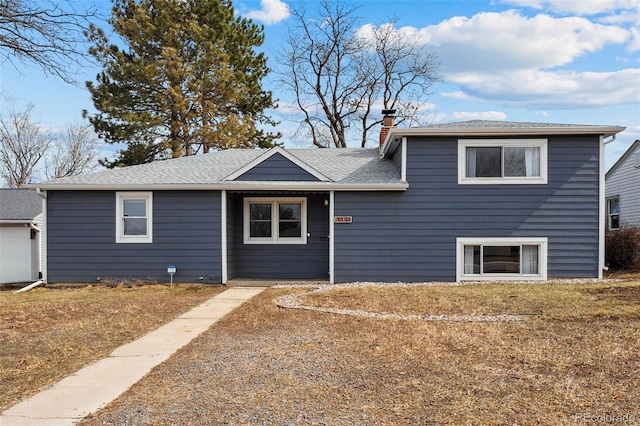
(605, 140), (640, 230)
(28, 120), (624, 284)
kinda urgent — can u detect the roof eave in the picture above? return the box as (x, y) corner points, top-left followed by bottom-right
(606, 139), (640, 178)
(381, 125), (627, 156)
(27, 182), (409, 191)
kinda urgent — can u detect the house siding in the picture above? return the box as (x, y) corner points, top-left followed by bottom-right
(47, 190), (222, 283)
(334, 135), (601, 282)
(235, 153), (320, 181)
(606, 143), (640, 227)
(232, 192), (329, 279)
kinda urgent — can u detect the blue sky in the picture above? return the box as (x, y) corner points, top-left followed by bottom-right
(1, 0), (639, 170)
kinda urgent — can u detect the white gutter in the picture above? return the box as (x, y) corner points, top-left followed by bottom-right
(35, 188), (47, 283)
(0, 220), (35, 225)
(25, 182), (409, 191)
(381, 125), (626, 156)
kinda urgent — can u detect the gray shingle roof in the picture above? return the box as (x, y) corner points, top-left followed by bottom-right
(422, 120), (609, 130)
(0, 189), (42, 220)
(33, 148), (402, 188)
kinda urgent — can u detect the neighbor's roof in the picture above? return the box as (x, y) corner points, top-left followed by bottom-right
(382, 120), (626, 155)
(606, 139), (640, 179)
(0, 189), (42, 221)
(28, 147), (405, 191)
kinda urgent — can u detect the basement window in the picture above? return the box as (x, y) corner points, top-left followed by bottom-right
(456, 237), (547, 281)
(244, 198), (307, 244)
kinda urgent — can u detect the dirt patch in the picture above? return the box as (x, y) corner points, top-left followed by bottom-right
(0, 284), (224, 411)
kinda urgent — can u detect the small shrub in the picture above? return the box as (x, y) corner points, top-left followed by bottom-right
(606, 225), (640, 271)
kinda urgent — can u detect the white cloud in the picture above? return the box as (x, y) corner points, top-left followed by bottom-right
(408, 10), (629, 73)
(627, 27), (640, 52)
(357, 10), (637, 110)
(244, 0), (289, 25)
(441, 91), (472, 100)
(451, 111), (508, 121)
(502, 0), (639, 15)
(451, 68), (640, 109)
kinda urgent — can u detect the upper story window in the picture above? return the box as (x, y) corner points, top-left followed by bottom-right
(458, 139), (548, 184)
(607, 196), (620, 230)
(116, 192), (153, 243)
(244, 197), (307, 244)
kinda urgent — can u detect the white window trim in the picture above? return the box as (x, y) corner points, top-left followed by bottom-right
(456, 237), (548, 281)
(458, 139), (548, 185)
(243, 197), (307, 244)
(116, 192), (153, 244)
(606, 196), (620, 231)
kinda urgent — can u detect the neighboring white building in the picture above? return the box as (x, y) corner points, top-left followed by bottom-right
(0, 189), (42, 284)
(605, 140), (640, 230)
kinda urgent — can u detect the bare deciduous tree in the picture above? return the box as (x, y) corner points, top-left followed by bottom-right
(0, 104), (100, 187)
(278, 0), (440, 148)
(357, 21), (440, 147)
(0, 0), (100, 84)
(44, 123), (99, 180)
(0, 104), (50, 188)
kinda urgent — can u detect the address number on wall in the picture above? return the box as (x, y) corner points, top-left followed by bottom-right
(334, 216), (353, 223)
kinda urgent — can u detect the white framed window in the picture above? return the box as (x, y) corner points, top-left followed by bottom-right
(456, 237), (547, 281)
(116, 192), (153, 243)
(606, 196), (620, 230)
(243, 197), (307, 244)
(458, 139), (548, 184)
(634, 151), (640, 168)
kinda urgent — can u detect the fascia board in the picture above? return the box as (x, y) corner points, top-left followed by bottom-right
(27, 182), (409, 191)
(381, 125), (627, 154)
(222, 146), (332, 182)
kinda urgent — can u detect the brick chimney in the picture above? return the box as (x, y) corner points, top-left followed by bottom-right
(379, 109), (396, 147)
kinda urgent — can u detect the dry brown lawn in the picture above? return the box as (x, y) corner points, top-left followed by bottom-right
(0, 284), (224, 411)
(79, 277), (640, 425)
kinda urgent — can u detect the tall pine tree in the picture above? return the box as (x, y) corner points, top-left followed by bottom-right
(85, 0), (279, 167)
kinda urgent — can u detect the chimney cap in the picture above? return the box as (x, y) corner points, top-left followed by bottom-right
(382, 109), (396, 116)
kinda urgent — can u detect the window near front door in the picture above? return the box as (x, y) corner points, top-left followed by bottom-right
(116, 192), (153, 243)
(244, 198), (307, 244)
(457, 238), (547, 280)
(458, 139), (547, 184)
(607, 197), (620, 230)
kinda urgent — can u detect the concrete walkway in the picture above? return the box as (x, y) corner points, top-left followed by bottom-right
(1, 287), (266, 426)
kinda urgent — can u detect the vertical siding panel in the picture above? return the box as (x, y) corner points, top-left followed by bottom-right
(47, 191), (222, 283)
(334, 135), (601, 282)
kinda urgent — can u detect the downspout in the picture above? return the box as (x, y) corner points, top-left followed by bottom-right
(35, 188), (47, 283)
(599, 134), (617, 277)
